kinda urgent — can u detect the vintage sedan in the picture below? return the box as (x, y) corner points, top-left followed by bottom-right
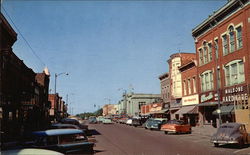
(147, 118), (167, 130)
(102, 118), (113, 124)
(211, 123), (249, 148)
(161, 120), (191, 134)
(31, 129), (95, 154)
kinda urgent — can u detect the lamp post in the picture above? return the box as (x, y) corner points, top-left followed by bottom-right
(118, 88), (127, 114)
(54, 72), (68, 120)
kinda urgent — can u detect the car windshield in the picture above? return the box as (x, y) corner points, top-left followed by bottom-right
(153, 120), (162, 124)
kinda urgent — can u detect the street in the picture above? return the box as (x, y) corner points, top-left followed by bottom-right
(88, 123), (250, 155)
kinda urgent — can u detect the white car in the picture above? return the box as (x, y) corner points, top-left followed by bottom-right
(126, 119), (133, 125)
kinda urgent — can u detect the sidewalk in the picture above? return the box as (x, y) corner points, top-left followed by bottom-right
(192, 125), (217, 137)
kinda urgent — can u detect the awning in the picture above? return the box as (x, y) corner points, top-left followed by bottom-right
(212, 104), (234, 115)
(198, 102), (218, 107)
(186, 106), (198, 114)
(150, 109), (169, 114)
(175, 105), (196, 115)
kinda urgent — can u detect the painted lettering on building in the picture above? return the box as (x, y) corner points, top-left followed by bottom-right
(200, 92), (213, 103)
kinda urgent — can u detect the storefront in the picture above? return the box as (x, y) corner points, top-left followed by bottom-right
(198, 91), (218, 127)
(175, 94), (199, 126)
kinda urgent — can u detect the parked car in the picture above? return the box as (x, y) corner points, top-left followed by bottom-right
(102, 118), (113, 124)
(60, 118), (90, 136)
(49, 123), (89, 141)
(126, 119), (133, 125)
(31, 129), (95, 154)
(147, 118), (167, 130)
(211, 123), (249, 148)
(161, 120), (191, 134)
(118, 117), (129, 124)
(2, 148), (63, 155)
(131, 118), (141, 127)
(142, 118), (154, 129)
(97, 116), (105, 123)
(88, 116), (98, 124)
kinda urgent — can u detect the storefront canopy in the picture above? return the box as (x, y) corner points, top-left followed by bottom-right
(150, 109), (169, 114)
(212, 104), (234, 115)
(198, 102), (218, 106)
(175, 105), (196, 115)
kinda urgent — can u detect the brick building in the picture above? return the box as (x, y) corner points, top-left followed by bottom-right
(192, 0), (250, 128)
(0, 13), (51, 144)
(48, 94), (67, 121)
(159, 73), (171, 104)
(167, 53), (197, 120)
(178, 59), (199, 126)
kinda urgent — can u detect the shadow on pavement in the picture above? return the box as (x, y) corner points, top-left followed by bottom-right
(216, 144), (250, 150)
(94, 150), (105, 154)
(89, 129), (101, 135)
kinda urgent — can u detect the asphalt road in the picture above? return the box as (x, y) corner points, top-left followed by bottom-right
(87, 123), (248, 155)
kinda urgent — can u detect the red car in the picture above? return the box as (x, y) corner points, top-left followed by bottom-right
(161, 120), (192, 134)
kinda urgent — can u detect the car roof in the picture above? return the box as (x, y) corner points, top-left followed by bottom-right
(221, 123), (242, 128)
(2, 148), (63, 155)
(32, 129), (83, 136)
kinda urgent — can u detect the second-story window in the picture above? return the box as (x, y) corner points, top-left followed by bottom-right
(236, 26), (243, 49)
(224, 60), (245, 86)
(200, 70), (213, 92)
(183, 80), (187, 96)
(208, 43), (212, 61)
(193, 77), (196, 93)
(214, 39), (219, 59)
(199, 49), (203, 65)
(187, 79), (191, 95)
(222, 34), (228, 55)
(203, 46), (208, 64)
(229, 26), (235, 53)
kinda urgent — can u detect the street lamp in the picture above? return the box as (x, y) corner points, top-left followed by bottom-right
(203, 40), (222, 126)
(54, 72), (69, 95)
(118, 88), (127, 114)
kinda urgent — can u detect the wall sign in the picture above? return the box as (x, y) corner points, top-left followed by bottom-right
(200, 92), (213, 103)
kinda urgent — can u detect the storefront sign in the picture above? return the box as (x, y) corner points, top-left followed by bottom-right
(200, 92), (213, 103)
(182, 94), (199, 106)
(222, 85), (248, 103)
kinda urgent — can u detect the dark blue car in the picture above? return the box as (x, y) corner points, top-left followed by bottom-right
(32, 129), (94, 154)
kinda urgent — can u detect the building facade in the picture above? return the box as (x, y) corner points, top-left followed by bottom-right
(0, 13), (51, 143)
(126, 93), (161, 117)
(168, 53), (197, 119)
(192, 0), (250, 128)
(178, 59), (199, 126)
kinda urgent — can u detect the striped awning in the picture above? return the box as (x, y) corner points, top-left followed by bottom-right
(175, 105), (197, 115)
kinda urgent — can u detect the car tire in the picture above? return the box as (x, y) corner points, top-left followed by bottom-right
(164, 131), (168, 134)
(214, 143), (219, 147)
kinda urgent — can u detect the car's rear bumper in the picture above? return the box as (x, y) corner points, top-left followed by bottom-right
(211, 140), (238, 144)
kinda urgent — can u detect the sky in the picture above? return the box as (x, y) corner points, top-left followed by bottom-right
(2, 0), (227, 114)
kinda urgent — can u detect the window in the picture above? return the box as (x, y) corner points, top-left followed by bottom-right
(236, 26), (243, 49)
(224, 60), (245, 86)
(229, 26), (235, 53)
(200, 70), (213, 92)
(225, 66), (230, 86)
(188, 79), (191, 94)
(203, 46), (208, 64)
(208, 43), (212, 62)
(217, 68), (221, 88)
(222, 34), (228, 55)
(215, 39), (219, 59)
(193, 77), (196, 93)
(199, 49), (203, 65)
(183, 80), (187, 96)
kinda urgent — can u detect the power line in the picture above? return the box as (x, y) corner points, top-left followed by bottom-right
(2, 6), (46, 67)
